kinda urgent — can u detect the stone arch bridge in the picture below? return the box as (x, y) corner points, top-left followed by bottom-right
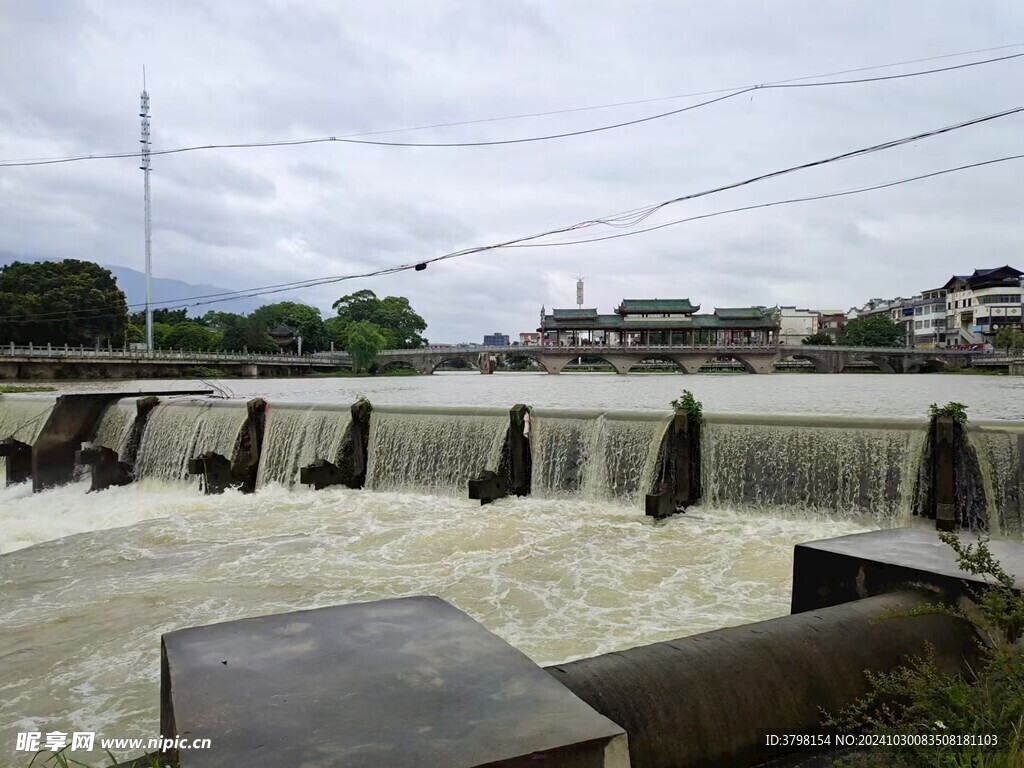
(375, 344), (985, 375)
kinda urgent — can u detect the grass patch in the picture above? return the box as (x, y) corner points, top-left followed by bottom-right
(0, 384), (58, 393)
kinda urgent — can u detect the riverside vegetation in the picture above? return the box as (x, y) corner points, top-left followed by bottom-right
(826, 536), (1023, 767)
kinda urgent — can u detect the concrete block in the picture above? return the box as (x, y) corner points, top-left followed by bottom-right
(161, 597), (627, 768)
(791, 528), (1024, 614)
(468, 469), (508, 505)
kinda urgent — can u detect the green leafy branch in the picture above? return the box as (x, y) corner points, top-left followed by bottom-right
(670, 389), (703, 421)
(928, 401), (969, 427)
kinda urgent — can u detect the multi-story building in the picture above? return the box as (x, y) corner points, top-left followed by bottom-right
(777, 307), (818, 345)
(942, 266), (1023, 346)
(538, 299), (779, 346)
(518, 332), (541, 346)
(483, 332), (510, 347)
(909, 288), (947, 349)
(817, 312), (847, 341)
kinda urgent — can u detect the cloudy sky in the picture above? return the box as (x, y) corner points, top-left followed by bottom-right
(2, 1), (1023, 343)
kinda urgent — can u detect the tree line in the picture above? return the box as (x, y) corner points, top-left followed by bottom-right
(0, 260), (427, 369)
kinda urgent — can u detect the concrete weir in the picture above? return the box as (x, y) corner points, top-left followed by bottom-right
(33, 391), (211, 491)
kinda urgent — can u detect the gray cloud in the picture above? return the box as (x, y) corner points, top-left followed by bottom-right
(2, 1), (1023, 343)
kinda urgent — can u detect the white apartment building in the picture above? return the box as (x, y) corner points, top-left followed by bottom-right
(942, 266), (1023, 346)
(777, 306), (818, 345)
(909, 288), (947, 349)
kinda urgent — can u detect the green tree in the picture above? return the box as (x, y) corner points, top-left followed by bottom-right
(839, 316), (906, 348)
(129, 307), (191, 326)
(0, 259), (128, 345)
(331, 290), (427, 350)
(219, 314), (277, 353)
(994, 326), (1024, 355)
(126, 323), (145, 344)
(251, 301), (330, 352)
(801, 331), (835, 346)
(346, 321), (387, 372)
(164, 321), (217, 351)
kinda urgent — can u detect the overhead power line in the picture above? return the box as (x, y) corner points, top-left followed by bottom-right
(1, 51), (1022, 167)
(1, 106), (1020, 325)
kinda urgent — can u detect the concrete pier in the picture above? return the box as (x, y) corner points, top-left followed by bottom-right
(791, 528), (1024, 614)
(161, 597), (627, 768)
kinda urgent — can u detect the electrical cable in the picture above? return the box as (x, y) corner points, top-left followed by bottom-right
(0, 104), (1020, 323)
(2, 150), (1021, 325)
(1, 52), (1021, 167)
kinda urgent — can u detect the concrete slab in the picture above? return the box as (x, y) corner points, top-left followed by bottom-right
(792, 528), (1024, 613)
(161, 596), (628, 768)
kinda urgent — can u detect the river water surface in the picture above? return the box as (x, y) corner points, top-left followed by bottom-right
(1, 373), (1020, 764)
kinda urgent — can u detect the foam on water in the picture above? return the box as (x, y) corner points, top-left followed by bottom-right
(365, 405), (507, 494)
(256, 403), (352, 488)
(0, 481), (873, 764)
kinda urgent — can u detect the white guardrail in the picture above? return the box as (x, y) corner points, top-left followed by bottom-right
(2, 343), (352, 365)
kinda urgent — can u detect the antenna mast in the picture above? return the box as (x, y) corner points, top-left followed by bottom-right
(140, 69), (153, 352)
(575, 272), (587, 309)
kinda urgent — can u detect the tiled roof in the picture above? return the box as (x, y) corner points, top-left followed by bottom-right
(616, 299), (699, 314)
(714, 307), (768, 319)
(551, 308), (598, 319)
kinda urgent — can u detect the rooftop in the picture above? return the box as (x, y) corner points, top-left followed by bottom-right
(616, 298), (699, 314)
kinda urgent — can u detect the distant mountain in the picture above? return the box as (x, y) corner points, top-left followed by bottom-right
(106, 264), (268, 316)
(0, 253), (268, 316)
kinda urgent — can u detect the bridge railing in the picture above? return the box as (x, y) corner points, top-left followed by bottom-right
(1, 343), (352, 365)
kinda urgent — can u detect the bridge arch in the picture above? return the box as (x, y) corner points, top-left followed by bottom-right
(905, 357), (948, 374)
(786, 353), (834, 373)
(496, 352), (544, 372)
(377, 359), (419, 374)
(697, 354), (774, 375)
(625, 356), (687, 374)
(430, 355), (480, 374)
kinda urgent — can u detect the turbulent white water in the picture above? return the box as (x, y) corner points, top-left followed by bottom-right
(256, 403), (352, 488)
(0, 481), (873, 765)
(530, 409), (670, 505)
(134, 399), (249, 481)
(701, 415), (927, 522)
(0, 393), (56, 445)
(2, 389), (1021, 766)
(365, 405), (507, 494)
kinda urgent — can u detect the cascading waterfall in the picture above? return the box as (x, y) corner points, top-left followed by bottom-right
(701, 414), (927, 522)
(530, 408), (670, 505)
(0, 393), (56, 444)
(968, 422), (1024, 535)
(365, 405), (507, 494)
(90, 399), (139, 456)
(256, 403), (352, 488)
(135, 399), (249, 481)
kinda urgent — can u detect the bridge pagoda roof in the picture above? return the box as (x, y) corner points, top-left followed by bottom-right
(616, 299), (699, 315)
(540, 306), (777, 331)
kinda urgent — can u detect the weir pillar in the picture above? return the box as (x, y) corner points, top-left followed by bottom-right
(0, 438), (33, 486)
(645, 412), (701, 519)
(932, 416), (957, 532)
(299, 398), (373, 490)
